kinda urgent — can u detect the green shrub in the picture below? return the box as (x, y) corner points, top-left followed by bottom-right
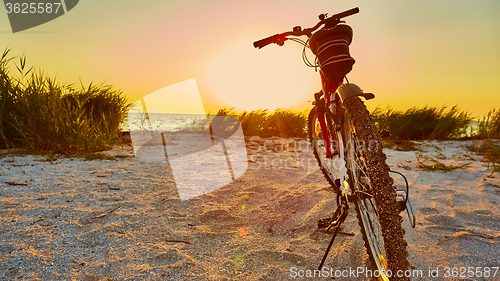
(239, 109), (269, 136)
(476, 108), (500, 139)
(266, 109), (307, 137)
(467, 140), (500, 164)
(239, 108), (307, 138)
(370, 105), (472, 140)
(0, 49), (130, 154)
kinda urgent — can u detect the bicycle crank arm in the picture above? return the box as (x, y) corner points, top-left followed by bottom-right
(317, 198), (348, 230)
(316, 207), (348, 230)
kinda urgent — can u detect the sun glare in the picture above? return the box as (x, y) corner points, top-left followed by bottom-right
(205, 40), (318, 112)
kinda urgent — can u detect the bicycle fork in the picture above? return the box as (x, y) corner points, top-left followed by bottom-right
(314, 91), (342, 159)
(315, 92), (333, 158)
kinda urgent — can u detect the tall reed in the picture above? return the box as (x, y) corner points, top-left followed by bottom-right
(175, 108), (307, 138)
(239, 108), (307, 137)
(370, 105), (472, 140)
(0, 49), (130, 154)
(476, 108), (500, 139)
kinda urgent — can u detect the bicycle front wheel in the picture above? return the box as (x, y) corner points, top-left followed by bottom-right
(341, 96), (409, 280)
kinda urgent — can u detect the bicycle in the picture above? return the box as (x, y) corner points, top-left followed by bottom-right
(254, 7), (415, 280)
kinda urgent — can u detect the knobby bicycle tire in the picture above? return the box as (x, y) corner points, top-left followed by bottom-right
(342, 97), (410, 280)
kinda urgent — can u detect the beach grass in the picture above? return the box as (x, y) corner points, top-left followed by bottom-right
(240, 108), (307, 138)
(416, 152), (473, 172)
(370, 105), (473, 140)
(476, 108), (500, 139)
(207, 108), (308, 138)
(0, 49), (130, 154)
(169, 105), (498, 141)
(467, 140), (500, 164)
(486, 163), (500, 179)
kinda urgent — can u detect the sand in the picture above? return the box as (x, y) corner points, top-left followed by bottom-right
(1, 138), (499, 280)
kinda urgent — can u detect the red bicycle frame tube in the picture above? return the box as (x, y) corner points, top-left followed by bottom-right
(316, 102), (332, 158)
(316, 71), (341, 159)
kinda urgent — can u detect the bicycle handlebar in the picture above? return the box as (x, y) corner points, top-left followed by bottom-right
(253, 7), (359, 49)
(329, 7), (359, 21)
(253, 33), (288, 49)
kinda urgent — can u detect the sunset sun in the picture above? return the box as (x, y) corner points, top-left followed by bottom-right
(205, 39), (318, 112)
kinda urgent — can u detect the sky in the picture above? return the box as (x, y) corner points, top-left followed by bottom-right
(1, 0), (499, 119)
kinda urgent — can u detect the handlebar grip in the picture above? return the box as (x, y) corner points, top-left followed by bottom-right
(253, 33), (286, 49)
(331, 7), (359, 19)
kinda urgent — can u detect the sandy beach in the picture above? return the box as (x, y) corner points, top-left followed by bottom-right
(1, 137), (499, 280)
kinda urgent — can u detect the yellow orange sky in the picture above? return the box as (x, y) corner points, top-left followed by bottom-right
(1, 0), (499, 119)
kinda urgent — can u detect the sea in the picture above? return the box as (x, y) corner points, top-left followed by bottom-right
(122, 112), (211, 132)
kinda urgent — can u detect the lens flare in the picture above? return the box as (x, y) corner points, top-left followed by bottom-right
(238, 226), (250, 238)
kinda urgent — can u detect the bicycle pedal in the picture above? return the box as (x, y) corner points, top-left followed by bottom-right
(396, 193), (416, 228)
(398, 200), (406, 212)
(317, 218), (341, 228)
(391, 170), (416, 228)
(326, 221), (341, 232)
(317, 218), (333, 228)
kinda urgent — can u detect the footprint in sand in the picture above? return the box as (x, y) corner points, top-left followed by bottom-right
(198, 209), (236, 222)
(455, 210), (500, 231)
(419, 207), (438, 215)
(422, 214), (465, 236)
(425, 215), (463, 228)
